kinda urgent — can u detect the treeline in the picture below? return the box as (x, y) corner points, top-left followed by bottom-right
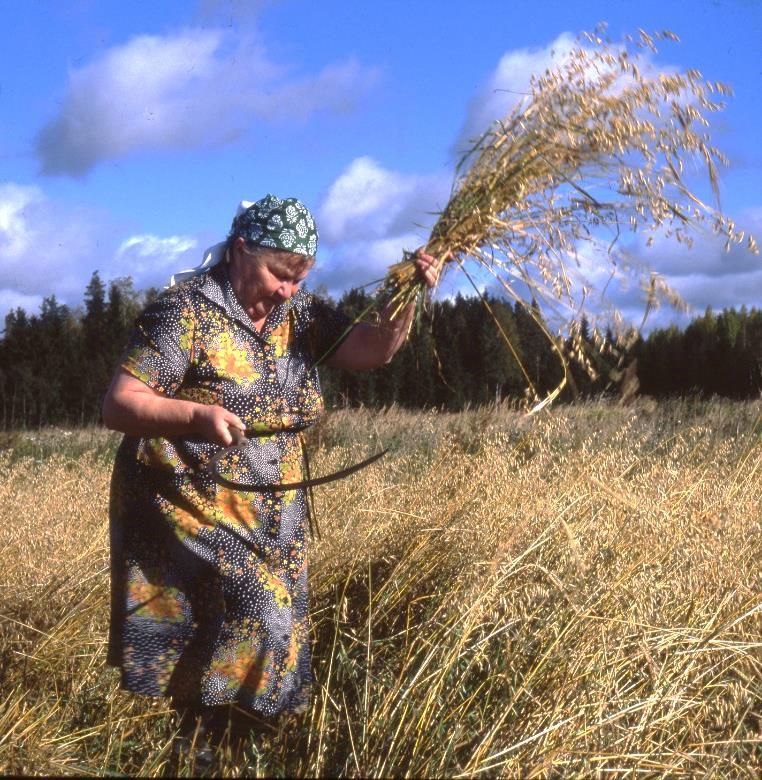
(320, 291), (762, 406)
(1, 273), (761, 428)
(0, 273), (154, 429)
(633, 307), (762, 398)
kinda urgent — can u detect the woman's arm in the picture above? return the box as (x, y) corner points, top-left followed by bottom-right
(325, 250), (441, 371)
(102, 368), (244, 446)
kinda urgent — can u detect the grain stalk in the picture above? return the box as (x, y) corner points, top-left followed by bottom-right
(376, 28), (758, 407)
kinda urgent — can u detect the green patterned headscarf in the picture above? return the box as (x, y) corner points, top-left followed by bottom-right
(167, 195), (319, 288)
(230, 194), (318, 257)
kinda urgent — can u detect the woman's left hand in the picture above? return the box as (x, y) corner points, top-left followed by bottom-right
(325, 247), (444, 371)
(413, 249), (442, 289)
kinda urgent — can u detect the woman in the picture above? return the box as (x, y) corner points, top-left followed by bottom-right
(102, 194), (438, 763)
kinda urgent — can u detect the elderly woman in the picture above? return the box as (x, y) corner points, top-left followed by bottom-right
(102, 195), (438, 763)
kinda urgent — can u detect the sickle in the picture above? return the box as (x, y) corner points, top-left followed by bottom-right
(203, 429), (387, 491)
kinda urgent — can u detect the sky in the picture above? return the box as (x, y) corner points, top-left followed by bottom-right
(1, 0), (761, 331)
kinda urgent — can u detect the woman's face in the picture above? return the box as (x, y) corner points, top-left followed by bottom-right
(229, 239), (313, 321)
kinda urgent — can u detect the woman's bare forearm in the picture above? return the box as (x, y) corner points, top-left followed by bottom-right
(377, 298), (417, 359)
(102, 368), (243, 445)
(325, 300), (415, 371)
(102, 372), (199, 436)
(325, 249), (441, 371)
(364, 298), (417, 365)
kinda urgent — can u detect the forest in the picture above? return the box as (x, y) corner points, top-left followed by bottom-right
(1, 271), (761, 428)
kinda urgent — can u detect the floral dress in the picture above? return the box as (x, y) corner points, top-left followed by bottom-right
(107, 264), (350, 716)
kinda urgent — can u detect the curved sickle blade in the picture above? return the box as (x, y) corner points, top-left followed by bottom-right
(210, 448), (388, 492)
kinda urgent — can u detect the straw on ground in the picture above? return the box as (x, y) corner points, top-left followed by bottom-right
(1, 400), (759, 776)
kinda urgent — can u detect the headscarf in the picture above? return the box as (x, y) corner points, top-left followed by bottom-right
(168, 194), (318, 287)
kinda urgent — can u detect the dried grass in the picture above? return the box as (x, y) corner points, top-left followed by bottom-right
(0, 401), (760, 776)
(379, 28), (759, 405)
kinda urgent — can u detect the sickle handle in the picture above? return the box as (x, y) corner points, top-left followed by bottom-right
(229, 426), (248, 447)
(204, 426), (249, 474)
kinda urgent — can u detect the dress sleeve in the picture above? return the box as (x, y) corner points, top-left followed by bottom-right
(305, 294), (354, 364)
(120, 291), (193, 396)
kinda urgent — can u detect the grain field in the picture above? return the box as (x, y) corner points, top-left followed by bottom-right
(0, 400), (760, 777)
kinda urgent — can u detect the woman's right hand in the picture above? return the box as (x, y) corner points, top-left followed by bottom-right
(192, 405), (245, 447)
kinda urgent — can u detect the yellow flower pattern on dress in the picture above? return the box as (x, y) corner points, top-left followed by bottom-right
(269, 320), (291, 358)
(128, 581), (184, 623)
(217, 487), (261, 530)
(171, 503), (209, 540)
(178, 314), (194, 353)
(205, 331), (259, 385)
(210, 639), (272, 695)
(138, 437), (182, 471)
(279, 436), (304, 506)
(251, 561), (292, 609)
(121, 350), (157, 388)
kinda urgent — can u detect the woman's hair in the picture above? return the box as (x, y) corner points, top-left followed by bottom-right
(226, 236), (315, 274)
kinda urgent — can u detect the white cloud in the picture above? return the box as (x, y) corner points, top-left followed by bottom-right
(456, 32), (577, 148)
(258, 60), (378, 121)
(0, 289), (44, 325)
(115, 234), (198, 281)
(319, 157), (445, 243)
(117, 234), (197, 256)
(310, 232), (425, 299)
(637, 211), (762, 281)
(36, 28), (379, 175)
(311, 157), (452, 295)
(544, 210), (762, 333)
(0, 183), (111, 300)
(597, 209), (762, 325)
(0, 181), (202, 323)
(667, 268), (762, 310)
(0, 184), (45, 258)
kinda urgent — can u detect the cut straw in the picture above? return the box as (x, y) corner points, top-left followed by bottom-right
(375, 26), (758, 409)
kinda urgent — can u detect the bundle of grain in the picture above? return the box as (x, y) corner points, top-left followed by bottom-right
(378, 28), (758, 406)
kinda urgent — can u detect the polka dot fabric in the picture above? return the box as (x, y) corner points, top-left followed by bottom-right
(107, 264), (351, 715)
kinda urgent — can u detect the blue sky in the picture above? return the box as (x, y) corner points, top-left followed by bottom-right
(2, 0), (761, 329)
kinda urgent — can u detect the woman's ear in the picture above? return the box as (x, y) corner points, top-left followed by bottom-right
(229, 237), (245, 266)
